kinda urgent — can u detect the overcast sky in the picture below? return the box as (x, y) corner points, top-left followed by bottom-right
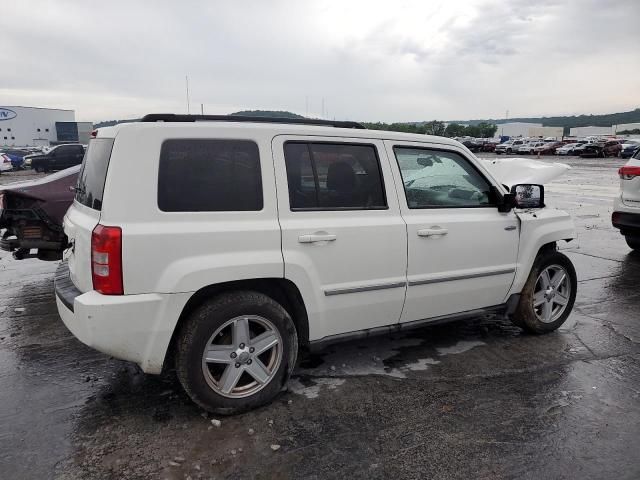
(2, 0), (639, 122)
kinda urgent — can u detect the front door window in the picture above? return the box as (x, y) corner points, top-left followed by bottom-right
(393, 147), (494, 208)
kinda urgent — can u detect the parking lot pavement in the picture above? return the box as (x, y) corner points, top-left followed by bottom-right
(1, 156), (639, 479)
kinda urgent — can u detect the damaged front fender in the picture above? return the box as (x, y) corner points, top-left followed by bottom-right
(507, 208), (577, 297)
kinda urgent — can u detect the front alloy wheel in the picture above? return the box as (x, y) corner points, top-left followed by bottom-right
(532, 265), (571, 323)
(512, 250), (577, 334)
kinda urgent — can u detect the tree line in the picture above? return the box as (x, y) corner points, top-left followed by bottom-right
(449, 108), (640, 129)
(363, 121), (498, 138)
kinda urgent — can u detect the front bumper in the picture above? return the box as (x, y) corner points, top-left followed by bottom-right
(54, 261), (192, 373)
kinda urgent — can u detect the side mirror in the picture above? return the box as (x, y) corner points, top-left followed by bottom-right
(511, 184), (544, 209)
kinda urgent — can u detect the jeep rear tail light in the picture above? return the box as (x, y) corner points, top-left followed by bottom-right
(619, 166), (640, 180)
(91, 224), (123, 295)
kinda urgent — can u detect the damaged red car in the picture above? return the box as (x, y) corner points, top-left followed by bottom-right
(0, 166), (79, 260)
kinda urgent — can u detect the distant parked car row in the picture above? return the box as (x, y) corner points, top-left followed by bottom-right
(620, 140), (640, 159)
(575, 140), (623, 158)
(0, 147), (43, 170)
(494, 137), (636, 158)
(0, 144), (86, 173)
(458, 139), (500, 153)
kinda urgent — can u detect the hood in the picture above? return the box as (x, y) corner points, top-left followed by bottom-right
(480, 157), (570, 187)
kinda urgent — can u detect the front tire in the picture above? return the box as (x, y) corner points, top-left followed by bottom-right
(626, 236), (640, 251)
(512, 250), (577, 334)
(175, 291), (298, 414)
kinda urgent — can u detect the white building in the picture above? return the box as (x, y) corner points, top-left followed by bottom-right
(569, 125), (613, 137)
(614, 123), (640, 133)
(496, 122), (543, 138)
(0, 106), (92, 147)
(528, 126), (564, 139)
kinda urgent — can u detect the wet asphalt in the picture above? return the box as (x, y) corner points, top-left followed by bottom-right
(0, 155), (639, 480)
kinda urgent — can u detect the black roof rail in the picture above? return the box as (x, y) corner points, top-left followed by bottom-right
(140, 114), (365, 129)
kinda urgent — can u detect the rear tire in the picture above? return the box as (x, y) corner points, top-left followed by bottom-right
(512, 250), (577, 334)
(175, 291), (298, 414)
(626, 236), (640, 251)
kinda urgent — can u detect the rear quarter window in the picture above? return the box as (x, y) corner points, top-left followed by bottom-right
(75, 138), (115, 210)
(158, 139), (263, 212)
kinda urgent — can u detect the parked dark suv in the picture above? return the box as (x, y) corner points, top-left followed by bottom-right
(579, 140), (622, 158)
(27, 144), (86, 172)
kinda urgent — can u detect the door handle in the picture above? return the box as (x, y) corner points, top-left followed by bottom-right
(417, 228), (449, 237)
(298, 233), (337, 243)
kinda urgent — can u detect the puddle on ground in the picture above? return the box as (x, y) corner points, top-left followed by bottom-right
(296, 338), (487, 384)
(436, 340), (485, 356)
(288, 377), (346, 399)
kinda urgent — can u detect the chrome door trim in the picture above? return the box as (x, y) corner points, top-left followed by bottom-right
(324, 281), (407, 296)
(408, 267), (516, 287)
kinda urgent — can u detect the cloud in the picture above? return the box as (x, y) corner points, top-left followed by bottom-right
(1, 0), (638, 122)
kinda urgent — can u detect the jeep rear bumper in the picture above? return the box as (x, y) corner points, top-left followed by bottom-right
(54, 261), (192, 374)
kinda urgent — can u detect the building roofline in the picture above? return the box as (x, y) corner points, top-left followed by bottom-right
(0, 106), (75, 112)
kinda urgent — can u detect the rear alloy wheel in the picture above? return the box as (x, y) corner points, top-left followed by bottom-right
(201, 315), (283, 398)
(512, 250), (577, 333)
(626, 236), (640, 251)
(175, 291), (298, 414)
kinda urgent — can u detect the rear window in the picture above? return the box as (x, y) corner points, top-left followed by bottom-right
(284, 142), (387, 210)
(75, 138), (115, 210)
(158, 139), (262, 212)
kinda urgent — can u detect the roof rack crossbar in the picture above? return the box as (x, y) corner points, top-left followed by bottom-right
(140, 114), (365, 129)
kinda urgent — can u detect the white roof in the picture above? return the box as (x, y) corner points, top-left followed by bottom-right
(96, 120), (462, 147)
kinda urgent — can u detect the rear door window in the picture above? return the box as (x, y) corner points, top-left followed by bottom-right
(158, 139), (262, 212)
(283, 142), (387, 210)
(75, 138), (115, 210)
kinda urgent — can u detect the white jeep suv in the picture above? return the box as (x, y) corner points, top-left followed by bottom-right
(55, 115), (577, 414)
(612, 149), (640, 250)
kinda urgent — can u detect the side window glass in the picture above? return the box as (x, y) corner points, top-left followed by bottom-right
(284, 142), (387, 210)
(284, 143), (317, 209)
(158, 139), (262, 212)
(393, 147), (493, 208)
